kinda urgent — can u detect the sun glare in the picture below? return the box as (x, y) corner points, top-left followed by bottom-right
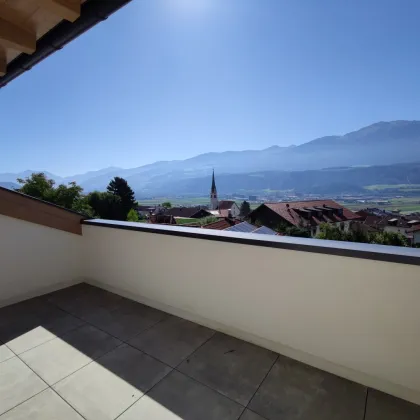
(166, 0), (214, 17)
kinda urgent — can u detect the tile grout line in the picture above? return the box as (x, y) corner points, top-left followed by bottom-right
(113, 330), (221, 418)
(49, 293), (273, 414)
(46, 294), (169, 346)
(5, 289), (271, 419)
(0, 388), (49, 418)
(173, 330), (217, 370)
(5, 321), (88, 358)
(3, 294), (177, 420)
(113, 367), (176, 420)
(49, 342), (127, 388)
(2, 301), (89, 356)
(49, 387), (89, 420)
(0, 338), (53, 417)
(173, 367), (250, 408)
(243, 354), (279, 419)
(1, 340), (89, 419)
(362, 388), (370, 420)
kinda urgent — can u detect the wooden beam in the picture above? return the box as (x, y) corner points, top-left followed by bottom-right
(0, 48), (5, 76)
(36, 0), (81, 22)
(0, 188), (84, 235)
(0, 18), (36, 54)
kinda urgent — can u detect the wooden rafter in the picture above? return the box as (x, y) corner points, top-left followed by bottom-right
(0, 17), (36, 54)
(0, 47), (5, 76)
(35, 0), (81, 22)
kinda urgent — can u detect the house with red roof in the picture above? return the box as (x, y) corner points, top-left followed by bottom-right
(249, 199), (360, 237)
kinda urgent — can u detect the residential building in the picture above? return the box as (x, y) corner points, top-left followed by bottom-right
(202, 219), (276, 235)
(217, 200), (240, 218)
(249, 199), (360, 236)
(165, 206), (211, 219)
(224, 222), (277, 235)
(136, 205), (156, 218)
(408, 225), (420, 245)
(149, 214), (176, 224)
(202, 218), (241, 230)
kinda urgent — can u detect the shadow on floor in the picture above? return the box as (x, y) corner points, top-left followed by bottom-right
(0, 283), (419, 420)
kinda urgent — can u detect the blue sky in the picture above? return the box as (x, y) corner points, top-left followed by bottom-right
(2, 0), (420, 176)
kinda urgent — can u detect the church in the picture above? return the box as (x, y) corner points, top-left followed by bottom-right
(209, 170), (240, 218)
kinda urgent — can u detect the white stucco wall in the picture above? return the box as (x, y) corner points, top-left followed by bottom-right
(230, 203), (240, 218)
(0, 214), (84, 307)
(82, 223), (420, 405)
(384, 225), (410, 237)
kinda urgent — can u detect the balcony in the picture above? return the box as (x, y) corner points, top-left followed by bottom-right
(1, 188), (420, 419)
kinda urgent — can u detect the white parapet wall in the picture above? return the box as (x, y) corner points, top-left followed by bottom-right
(82, 221), (420, 405)
(0, 214), (84, 307)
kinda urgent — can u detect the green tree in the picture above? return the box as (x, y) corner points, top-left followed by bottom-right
(16, 172), (55, 201)
(16, 172), (93, 216)
(126, 208), (140, 222)
(53, 182), (83, 209)
(370, 231), (408, 247)
(316, 223), (348, 241)
(72, 196), (95, 218)
(284, 226), (311, 238)
(316, 223), (408, 247)
(239, 201), (251, 218)
(162, 201), (172, 209)
(107, 177), (136, 219)
(87, 191), (124, 220)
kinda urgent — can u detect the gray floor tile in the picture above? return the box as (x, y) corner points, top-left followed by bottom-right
(0, 299), (50, 343)
(45, 283), (98, 306)
(54, 344), (171, 420)
(0, 343), (14, 363)
(240, 409), (267, 420)
(0, 389), (83, 420)
(48, 285), (124, 320)
(5, 312), (84, 355)
(119, 370), (244, 420)
(365, 389), (420, 420)
(0, 357), (47, 415)
(248, 354), (366, 420)
(85, 300), (167, 341)
(129, 315), (215, 367)
(61, 325), (122, 359)
(178, 333), (277, 406)
(19, 325), (121, 385)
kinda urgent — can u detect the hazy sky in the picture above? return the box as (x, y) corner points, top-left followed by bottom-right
(2, 0), (420, 176)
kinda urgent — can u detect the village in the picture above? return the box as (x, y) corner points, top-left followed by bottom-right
(136, 172), (420, 247)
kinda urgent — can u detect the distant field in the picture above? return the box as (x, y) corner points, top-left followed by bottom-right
(138, 197), (261, 209)
(138, 197), (209, 206)
(175, 218), (199, 225)
(343, 197), (420, 214)
(365, 184), (420, 191)
(138, 195), (420, 215)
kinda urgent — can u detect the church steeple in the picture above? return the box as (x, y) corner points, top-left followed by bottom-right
(210, 169), (218, 210)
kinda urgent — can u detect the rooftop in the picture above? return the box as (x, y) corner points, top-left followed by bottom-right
(1, 283), (419, 420)
(218, 200), (237, 210)
(258, 199), (360, 227)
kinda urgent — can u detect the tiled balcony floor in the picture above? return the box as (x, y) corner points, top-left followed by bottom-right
(1, 283), (420, 420)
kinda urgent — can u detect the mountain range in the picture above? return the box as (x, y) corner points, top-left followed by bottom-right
(2, 120), (420, 196)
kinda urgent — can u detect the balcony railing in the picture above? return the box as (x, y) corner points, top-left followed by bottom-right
(1, 188), (420, 414)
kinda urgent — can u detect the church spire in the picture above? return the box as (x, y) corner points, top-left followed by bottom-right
(210, 169), (218, 210)
(211, 169), (217, 194)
